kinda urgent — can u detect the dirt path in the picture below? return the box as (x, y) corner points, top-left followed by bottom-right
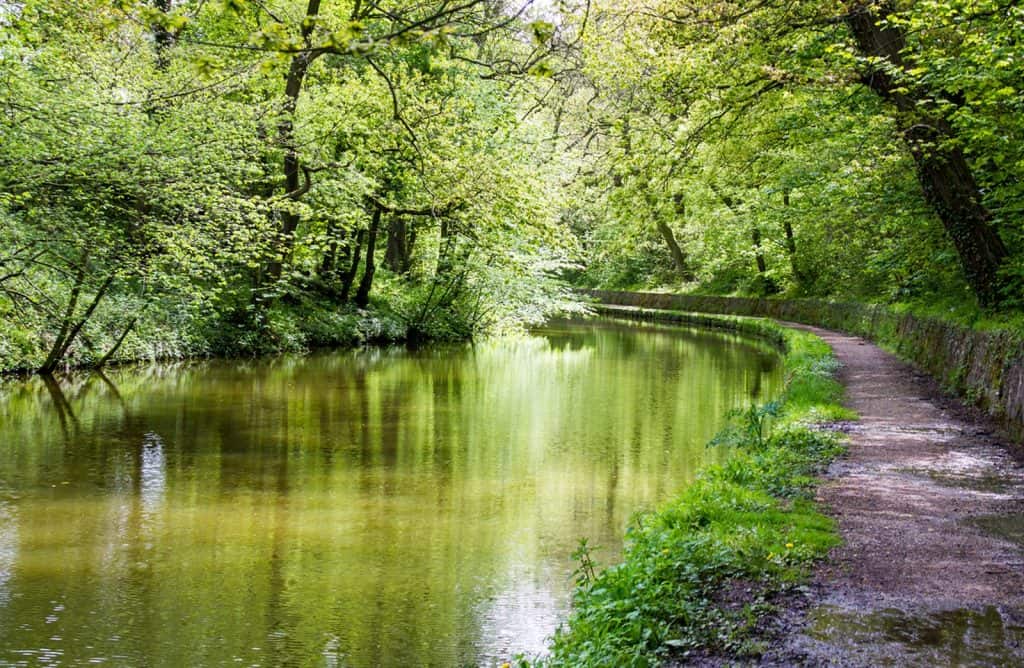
(765, 324), (1024, 666)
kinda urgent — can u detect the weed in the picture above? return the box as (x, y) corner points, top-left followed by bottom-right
(710, 400), (782, 451)
(571, 538), (599, 588)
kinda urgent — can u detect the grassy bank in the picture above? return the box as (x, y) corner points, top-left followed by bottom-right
(534, 307), (852, 667)
(0, 284), (583, 375)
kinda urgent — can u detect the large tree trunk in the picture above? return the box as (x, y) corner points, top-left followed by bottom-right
(355, 206), (382, 308)
(844, 1), (1008, 307)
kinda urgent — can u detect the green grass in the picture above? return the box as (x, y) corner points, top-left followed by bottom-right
(529, 315), (851, 667)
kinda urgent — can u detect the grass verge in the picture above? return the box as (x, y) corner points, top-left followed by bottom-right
(531, 307), (853, 667)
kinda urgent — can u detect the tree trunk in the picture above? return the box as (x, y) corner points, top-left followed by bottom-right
(750, 226), (778, 295)
(783, 220), (798, 275)
(436, 218), (454, 277)
(384, 215), (410, 274)
(407, 225), (417, 268)
(267, 0), (322, 284)
(96, 317), (137, 369)
(40, 273), (114, 375)
(41, 265), (85, 375)
(340, 229), (366, 303)
(751, 226), (767, 276)
(656, 220), (692, 282)
(844, 1), (1008, 307)
(320, 218), (339, 279)
(782, 190), (801, 284)
(355, 206), (382, 308)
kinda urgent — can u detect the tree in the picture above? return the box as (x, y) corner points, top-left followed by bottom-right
(562, 0), (1022, 308)
(842, 0), (1009, 307)
(0, 0), (583, 372)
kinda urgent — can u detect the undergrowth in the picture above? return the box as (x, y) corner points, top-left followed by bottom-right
(530, 316), (852, 667)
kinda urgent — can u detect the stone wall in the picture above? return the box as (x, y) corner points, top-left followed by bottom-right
(583, 290), (1024, 439)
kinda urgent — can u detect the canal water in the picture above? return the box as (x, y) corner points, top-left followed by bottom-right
(0, 317), (781, 666)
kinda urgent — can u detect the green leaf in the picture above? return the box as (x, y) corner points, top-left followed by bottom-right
(528, 20), (555, 45)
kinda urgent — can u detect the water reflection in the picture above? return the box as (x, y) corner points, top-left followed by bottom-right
(0, 500), (15, 608)
(808, 604), (1024, 666)
(140, 433), (166, 517)
(0, 317), (782, 666)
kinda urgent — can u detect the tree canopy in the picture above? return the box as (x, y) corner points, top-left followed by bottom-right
(1, 0), (1021, 373)
(563, 0), (1023, 310)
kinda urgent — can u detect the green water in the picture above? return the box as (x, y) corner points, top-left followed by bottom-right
(0, 317), (781, 667)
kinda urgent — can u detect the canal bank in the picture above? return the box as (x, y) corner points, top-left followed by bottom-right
(582, 290), (1024, 440)
(578, 295), (1024, 666)
(541, 308), (851, 665)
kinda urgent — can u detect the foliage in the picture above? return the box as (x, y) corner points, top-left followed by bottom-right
(536, 320), (848, 667)
(709, 400), (782, 451)
(5, 0), (1019, 371)
(559, 0), (1024, 312)
(0, 0), (585, 373)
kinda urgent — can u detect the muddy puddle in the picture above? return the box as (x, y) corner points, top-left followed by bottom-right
(805, 605), (1024, 666)
(972, 513), (1024, 548)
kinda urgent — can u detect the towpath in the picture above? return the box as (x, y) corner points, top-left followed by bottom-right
(766, 324), (1024, 666)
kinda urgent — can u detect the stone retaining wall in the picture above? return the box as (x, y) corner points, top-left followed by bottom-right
(583, 290), (1024, 439)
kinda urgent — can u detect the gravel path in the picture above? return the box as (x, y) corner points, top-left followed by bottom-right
(767, 324), (1024, 666)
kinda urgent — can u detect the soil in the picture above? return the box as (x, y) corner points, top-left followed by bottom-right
(757, 324), (1024, 666)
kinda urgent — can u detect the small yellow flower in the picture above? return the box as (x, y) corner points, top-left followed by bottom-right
(785, 542), (794, 549)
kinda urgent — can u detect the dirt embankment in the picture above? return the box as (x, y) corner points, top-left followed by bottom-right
(766, 324), (1024, 666)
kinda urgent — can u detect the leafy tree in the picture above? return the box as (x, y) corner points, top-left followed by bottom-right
(562, 0), (1022, 310)
(0, 0), (581, 372)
